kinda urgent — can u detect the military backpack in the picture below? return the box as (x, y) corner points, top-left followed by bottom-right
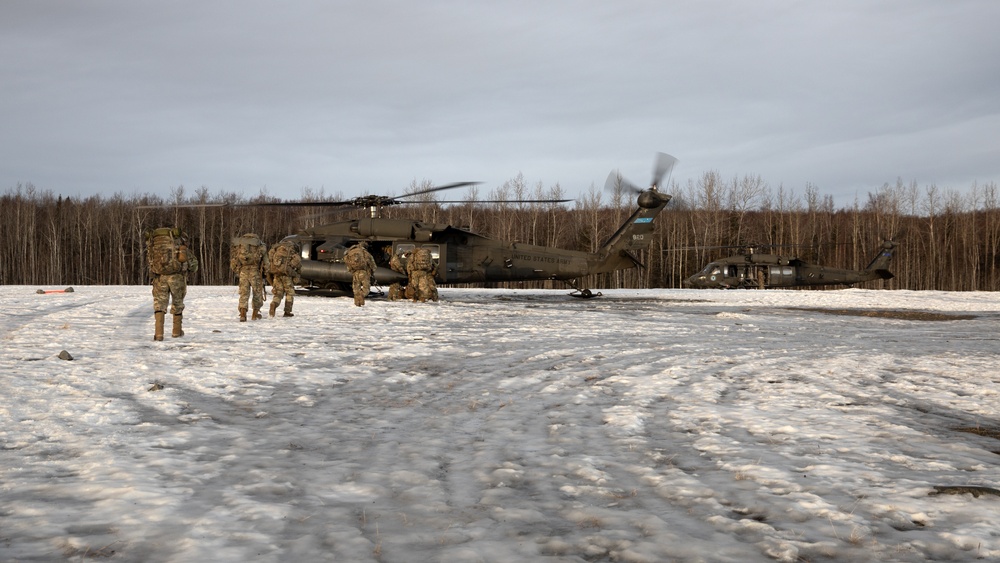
(269, 242), (296, 275)
(231, 234), (265, 270)
(344, 246), (371, 272)
(410, 247), (434, 271)
(146, 227), (188, 275)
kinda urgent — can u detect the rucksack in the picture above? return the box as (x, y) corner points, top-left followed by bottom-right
(146, 227), (186, 275)
(268, 243), (295, 275)
(344, 246), (371, 272)
(231, 235), (264, 269)
(410, 247), (433, 271)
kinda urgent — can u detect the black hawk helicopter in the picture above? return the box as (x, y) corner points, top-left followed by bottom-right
(265, 153), (678, 298)
(683, 240), (896, 289)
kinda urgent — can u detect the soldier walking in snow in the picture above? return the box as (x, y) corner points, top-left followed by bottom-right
(267, 239), (301, 317)
(146, 226), (198, 341)
(230, 233), (269, 321)
(344, 241), (376, 306)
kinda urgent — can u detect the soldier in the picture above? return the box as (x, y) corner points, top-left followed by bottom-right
(146, 227), (199, 341)
(230, 233), (269, 321)
(386, 246), (407, 301)
(344, 241), (376, 306)
(267, 239), (302, 317)
(407, 246), (438, 302)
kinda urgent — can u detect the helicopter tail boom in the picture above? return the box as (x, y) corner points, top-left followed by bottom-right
(590, 190), (671, 274)
(863, 240), (896, 279)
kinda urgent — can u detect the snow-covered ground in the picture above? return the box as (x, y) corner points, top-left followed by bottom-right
(3, 286), (1000, 562)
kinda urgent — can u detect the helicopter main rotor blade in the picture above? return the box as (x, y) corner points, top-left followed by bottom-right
(242, 181), (482, 209)
(429, 198), (574, 205)
(396, 181), (482, 199)
(250, 200), (355, 207)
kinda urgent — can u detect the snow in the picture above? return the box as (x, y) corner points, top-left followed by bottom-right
(3, 286), (1000, 562)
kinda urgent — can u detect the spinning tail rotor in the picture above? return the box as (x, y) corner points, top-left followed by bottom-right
(605, 152), (678, 195)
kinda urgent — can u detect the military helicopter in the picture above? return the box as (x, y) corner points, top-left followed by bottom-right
(683, 240), (896, 289)
(264, 153), (678, 298)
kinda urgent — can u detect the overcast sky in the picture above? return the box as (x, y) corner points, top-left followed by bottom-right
(3, 1), (998, 206)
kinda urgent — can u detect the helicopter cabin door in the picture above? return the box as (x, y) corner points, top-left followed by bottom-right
(726, 265), (748, 286)
(445, 242), (475, 283)
(768, 265), (795, 287)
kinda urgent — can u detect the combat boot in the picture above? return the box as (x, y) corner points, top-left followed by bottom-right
(252, 308), (262, 320)
(153, 311), (165, 341)
(172, 314), (184, 338)
(239, 307), (247, 322)
(269, 302), (277, 317)
(283, 304), (294, 317)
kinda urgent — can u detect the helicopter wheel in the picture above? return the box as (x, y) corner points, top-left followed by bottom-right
(569, 288), (602, 299)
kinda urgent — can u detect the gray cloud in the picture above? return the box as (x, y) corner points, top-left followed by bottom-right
(3, 0), (998, 205)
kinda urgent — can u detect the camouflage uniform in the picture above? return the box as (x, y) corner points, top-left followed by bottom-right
(152, 273), (192, 315)
(407, 246), (438, 302)
(386, 247), (407, 301)
(268, 241), (302, 317)
(344, 242), (376, 307)
(147, 227), (198, 341)
(230, 233), (269, 321)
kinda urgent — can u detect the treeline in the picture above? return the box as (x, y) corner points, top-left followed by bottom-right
(3, 173), (1000, 291)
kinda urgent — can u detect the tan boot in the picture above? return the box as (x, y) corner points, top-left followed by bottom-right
(283, 304), (294, 317)
(252, 308), (262, 320)
(153, 312), (165, 341)
(269, 302), (277, 317)
(172, 314), (184, 338)
(239, 307), (247, 322)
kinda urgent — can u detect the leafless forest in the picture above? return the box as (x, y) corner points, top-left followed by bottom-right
(4, 172), (1000, 291)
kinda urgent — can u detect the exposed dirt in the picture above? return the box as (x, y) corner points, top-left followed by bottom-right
(792, 308), (978, 321)
(955, 426), (1000, 440)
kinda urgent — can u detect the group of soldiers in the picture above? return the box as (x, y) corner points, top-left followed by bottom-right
(229, 233), (300, 321)
(343, 241), (438, 306)
(146, 227), (438, 341)
(385, 244), (438, 303)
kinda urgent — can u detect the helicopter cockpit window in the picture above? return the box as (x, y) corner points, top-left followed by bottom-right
(396, 244), (414, 256)
(698, 264), (722, 276)
(424, 245), (441, 261)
